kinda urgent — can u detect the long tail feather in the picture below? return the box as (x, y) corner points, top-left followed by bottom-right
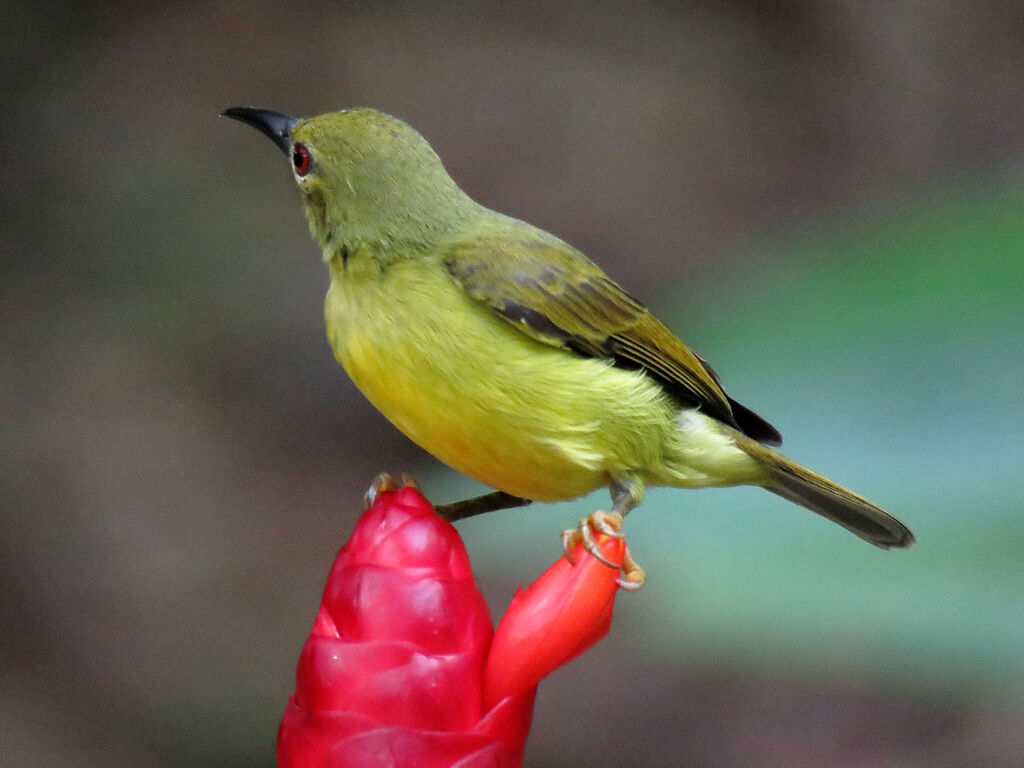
(764, 452), (914, 549)
(735, 436), (915, 549)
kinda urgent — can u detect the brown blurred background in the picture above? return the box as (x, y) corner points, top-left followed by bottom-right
(3, 1), (1023, 766)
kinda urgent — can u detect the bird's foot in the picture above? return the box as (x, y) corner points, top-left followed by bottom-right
(618, 547), (646, 592)
(561, 510), (646, 591)
(363, 472), (421, 509)
(364, 472), (396, 509)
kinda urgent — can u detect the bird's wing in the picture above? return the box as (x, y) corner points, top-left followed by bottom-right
(444, 234), (781, 445)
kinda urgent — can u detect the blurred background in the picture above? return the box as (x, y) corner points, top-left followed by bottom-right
(3, 1), (1023, 766)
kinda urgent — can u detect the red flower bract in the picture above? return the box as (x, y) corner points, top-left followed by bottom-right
(277, 484), (625, 768)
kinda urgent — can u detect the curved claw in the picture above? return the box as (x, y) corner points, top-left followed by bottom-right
(364, 472), (397, 509)
(616, 575), (645, 592)
(561, 513), (617, 566)
(578, 520), (619, 569)
(616, 547), (646, 592)
(560, 528), (578, 565)
(590, 511), (626, 539)
(560, 510), (644, 590)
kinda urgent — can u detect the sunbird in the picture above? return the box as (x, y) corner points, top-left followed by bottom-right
(224, 106), (914, 581)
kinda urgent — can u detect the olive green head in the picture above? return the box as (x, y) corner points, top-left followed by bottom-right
(223, 107), (477, 252)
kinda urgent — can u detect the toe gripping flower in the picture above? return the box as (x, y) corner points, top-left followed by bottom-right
(277, 482), (627, 768)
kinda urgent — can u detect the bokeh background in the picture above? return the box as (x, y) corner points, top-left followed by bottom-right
(3, 1), (1023, 766)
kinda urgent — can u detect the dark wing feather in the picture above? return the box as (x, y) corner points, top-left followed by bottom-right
(445, 234), (781, 445)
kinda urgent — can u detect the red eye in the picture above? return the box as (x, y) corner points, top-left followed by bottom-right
(292, 143), (311, 175)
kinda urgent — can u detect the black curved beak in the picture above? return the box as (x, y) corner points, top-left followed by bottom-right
(221, 107), (299, 154)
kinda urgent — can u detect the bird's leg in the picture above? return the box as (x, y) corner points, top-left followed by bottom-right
(560, 474), (646, 590)
(365, 475), (530, 522)
(436, 490), (533, 522)
(609, 474), (644, 518)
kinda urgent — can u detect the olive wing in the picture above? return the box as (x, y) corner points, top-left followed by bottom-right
(444, 235), (781, 445)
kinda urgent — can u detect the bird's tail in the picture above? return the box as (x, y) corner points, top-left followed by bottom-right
(739, 439), (915, 549)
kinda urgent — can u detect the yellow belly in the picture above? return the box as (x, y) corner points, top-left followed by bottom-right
(324, 258), (671, 500)
(324, 256), (765, 500)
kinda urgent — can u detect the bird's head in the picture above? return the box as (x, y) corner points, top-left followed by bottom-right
(223, 107), (475, 255)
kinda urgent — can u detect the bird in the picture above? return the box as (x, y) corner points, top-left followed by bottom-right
(223, 106), (914, 584)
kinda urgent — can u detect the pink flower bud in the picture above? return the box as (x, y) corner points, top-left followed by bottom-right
(483, 530), (624, 710)
(277, 485), (624, 768)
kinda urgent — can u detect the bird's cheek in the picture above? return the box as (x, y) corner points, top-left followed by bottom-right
(302, 188), (328, 226)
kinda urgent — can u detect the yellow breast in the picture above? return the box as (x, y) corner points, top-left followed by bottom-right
(324, 256), (669, 501)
